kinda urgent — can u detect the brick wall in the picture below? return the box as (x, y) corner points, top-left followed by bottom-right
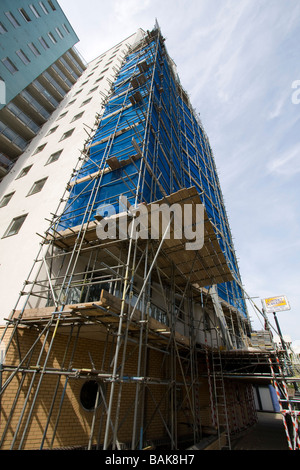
(0, 326), (257, 449)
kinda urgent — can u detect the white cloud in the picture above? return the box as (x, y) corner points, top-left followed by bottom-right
(267, 144), (300, 176)
(268, 93), (288, 120)
(113, 0), (151, 25)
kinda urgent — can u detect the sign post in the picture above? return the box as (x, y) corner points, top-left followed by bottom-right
(262, 295), (294, 377)
(261, 295), (291, 352)
(261, 295), (291, 314)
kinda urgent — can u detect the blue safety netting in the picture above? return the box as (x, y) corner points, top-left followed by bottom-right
(57, 31), (247, 318)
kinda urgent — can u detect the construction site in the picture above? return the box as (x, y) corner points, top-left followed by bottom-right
(0, 24), (299, 451)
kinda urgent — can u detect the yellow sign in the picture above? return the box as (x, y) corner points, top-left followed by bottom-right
(262, 295), (290, 313)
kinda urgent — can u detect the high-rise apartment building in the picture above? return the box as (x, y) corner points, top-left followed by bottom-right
(0, 0), (86, 178)
(1, 20), (294, 452)
(0, 23), (265, 451)
(0, 26), (143, 323)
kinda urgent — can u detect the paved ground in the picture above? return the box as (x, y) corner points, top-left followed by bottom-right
(231, 411), (289, 450)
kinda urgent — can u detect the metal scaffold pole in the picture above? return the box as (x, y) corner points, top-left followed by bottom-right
(0, 24), (265, 452)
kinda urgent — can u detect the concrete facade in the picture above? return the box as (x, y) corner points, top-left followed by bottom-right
(0, 30), (144, 324)
(0, 0), (78, 109)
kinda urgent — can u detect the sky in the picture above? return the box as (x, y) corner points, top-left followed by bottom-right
(58, 0), (300, 351)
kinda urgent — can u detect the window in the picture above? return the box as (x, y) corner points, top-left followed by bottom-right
(16, 165), (32, 179)
(39, 36), (49, 50)
(5, 11), (21, 28)
(0, 22), (8, 34)
(67, 99), (76, 107)
(39, 1), (49, 14)
(28, 42), (40, 56)
(27, 177), (47, 196)
(7, 103), (39, 133)
(55, 26), (64, 39)
(46, 125), (58, 136)
(71, 111), (84, 122)
(33, 78), (59, 106)
(43, 72), (65, 98)
(62, 23), (70, 34)
(47, 32), (57, 44)
(50, 64), (72, 87)
(0, 192), (15, 208)
(74, 88), (83, 96)
(16, 49), (31, 65)
(48, 0), (56, 11)
(7, 103), (36, 130)
(88, 86), (98, 94)
(2, 57), (18, 74)
(3, 214), (28, 238)
(59, 128), (74, 141)
(29, 4), (40, 18)
(33, 143), (47, 155)
(18, 8), (31, 22)
(57, 111), (68, 120)
(94, 77), (103, 84)
(21, 90), (50, 119)
(80, 98), (92, 107)
(45, 149), (62, 165)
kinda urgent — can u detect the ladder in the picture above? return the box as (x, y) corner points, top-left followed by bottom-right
(269, 356), (300, 450)
(211, 348), (231, 450)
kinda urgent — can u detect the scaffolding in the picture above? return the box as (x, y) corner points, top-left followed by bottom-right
(1, 23), (296, 451)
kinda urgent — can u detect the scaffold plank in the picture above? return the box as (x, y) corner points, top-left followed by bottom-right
(47, 187), (233, 288)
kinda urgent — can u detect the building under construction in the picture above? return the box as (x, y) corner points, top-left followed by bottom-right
(0, 23), (299, 451)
